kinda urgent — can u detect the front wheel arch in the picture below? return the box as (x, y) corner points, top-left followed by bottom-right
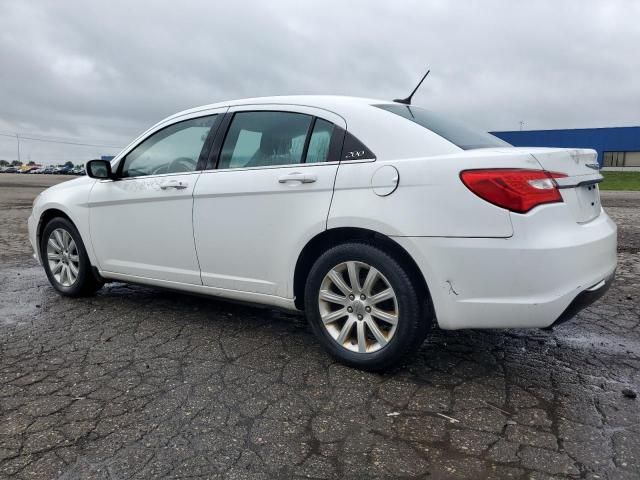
(39, 216), (103, 296)
(293, 227), (433, 315)
(38, 210), (103, 283)
(37, 209), (74, 251)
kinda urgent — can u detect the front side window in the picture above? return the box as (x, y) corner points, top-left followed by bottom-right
(121, 116), (217, 177)
(375, 104), (510, 150)
(219, 111), (312, 169)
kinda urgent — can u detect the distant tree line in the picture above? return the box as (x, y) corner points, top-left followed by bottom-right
(0, 160), (75, 168)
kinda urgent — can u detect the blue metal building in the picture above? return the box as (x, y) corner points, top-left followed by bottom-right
(491, 126), (640, 168)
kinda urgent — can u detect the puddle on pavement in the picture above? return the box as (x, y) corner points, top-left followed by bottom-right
(558, 331), (640, 355)
(0, 265), (45, 326)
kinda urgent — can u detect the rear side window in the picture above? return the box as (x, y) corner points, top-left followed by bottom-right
(375, 104), (510, 150)
(219, 111), (312, 169)
(341, 131), (375, 161)
(306, 119), (335, 164)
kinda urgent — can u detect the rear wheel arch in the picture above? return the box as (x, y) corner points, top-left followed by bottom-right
(293, 227), (432, 312)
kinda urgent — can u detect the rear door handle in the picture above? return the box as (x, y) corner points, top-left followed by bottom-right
(278, 172), (317, 184)
(160, 179), (188, 190)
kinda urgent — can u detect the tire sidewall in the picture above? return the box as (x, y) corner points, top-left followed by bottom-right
(40, 218), (92, 296)
(304, 243), (424, 369)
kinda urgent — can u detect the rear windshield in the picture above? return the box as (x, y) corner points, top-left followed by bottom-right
(375, 104), (511, 150)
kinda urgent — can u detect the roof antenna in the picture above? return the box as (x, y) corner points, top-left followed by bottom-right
(394, 69), (430, 105)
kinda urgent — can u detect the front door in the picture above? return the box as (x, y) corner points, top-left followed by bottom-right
(193, 106), (346, 298)
(88, 113), (223, 284)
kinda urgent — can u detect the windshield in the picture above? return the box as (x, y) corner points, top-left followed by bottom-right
(375, 104), (511, 150)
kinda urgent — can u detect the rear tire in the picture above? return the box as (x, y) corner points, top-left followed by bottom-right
(304, 242), (430, 371)
(40, 217), (103, 297)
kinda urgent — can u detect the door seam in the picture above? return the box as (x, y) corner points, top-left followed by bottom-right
(191, 172), (205, 286)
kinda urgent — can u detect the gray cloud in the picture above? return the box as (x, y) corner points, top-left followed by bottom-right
(1, 0), (638, 163)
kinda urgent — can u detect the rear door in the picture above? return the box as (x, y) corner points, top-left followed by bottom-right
(88, 111), (225, 284)
(192, 105), (346, 298)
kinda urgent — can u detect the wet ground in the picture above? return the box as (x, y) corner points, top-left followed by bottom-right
(0, 174), (638, 479)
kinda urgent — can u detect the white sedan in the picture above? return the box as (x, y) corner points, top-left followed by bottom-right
(28, 96), (617, 370)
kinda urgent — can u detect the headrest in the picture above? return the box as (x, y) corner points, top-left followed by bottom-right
(260, 133), (291, 155)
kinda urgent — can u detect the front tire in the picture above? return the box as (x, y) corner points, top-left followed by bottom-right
(40, 217), (103, 297)
(304, 242), (430, 371)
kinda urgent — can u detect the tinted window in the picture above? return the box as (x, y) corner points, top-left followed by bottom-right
(121, 116), (217, 177)
(219, 111), (312, 169)
(341, 131), (376, 161)
(306, 119), (335, 163)
(375, 104), (510, 150)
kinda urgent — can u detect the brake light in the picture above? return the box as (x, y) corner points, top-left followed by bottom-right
(460, 169), (567, 213)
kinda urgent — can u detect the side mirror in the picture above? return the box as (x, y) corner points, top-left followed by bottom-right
(86, 160), (113, 179)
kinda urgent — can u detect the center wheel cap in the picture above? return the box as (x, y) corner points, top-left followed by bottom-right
(352, 300), (366, 318)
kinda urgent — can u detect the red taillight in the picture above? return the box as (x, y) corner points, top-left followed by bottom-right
(460, 169), (567, 213)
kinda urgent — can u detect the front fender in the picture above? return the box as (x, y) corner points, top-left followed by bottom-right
(32, 178), (98, 267)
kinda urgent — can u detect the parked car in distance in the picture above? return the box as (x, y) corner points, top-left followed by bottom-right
(3, 166), (19, 173)
(28, 96), (617, 370)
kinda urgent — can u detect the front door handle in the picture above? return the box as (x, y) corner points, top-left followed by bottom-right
(278, 172), (317, 184)
(160, 180), (188, 190)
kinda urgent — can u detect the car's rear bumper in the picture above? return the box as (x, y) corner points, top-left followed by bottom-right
(546, 270), (615, 329)
(393, 208), (617, 330)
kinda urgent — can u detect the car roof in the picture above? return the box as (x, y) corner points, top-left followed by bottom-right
(166, 95), (395, 122)
(117, 95), (463, 164)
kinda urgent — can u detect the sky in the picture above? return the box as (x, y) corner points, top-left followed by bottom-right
(1, 0), (638, 164)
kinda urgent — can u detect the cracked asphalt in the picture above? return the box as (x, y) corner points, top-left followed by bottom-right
(1, 174), (638, 479)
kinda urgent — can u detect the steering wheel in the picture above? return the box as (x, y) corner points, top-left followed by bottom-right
(166, 157), (196, 174)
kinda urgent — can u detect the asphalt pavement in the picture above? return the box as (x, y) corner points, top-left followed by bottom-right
(1, 174), (638, 479)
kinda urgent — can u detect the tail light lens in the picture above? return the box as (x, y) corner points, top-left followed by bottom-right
(460, 169), (567, 213)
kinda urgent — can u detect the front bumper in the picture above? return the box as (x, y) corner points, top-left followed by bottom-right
(27, 213), (41, 265)
(393, 208), (617, 330)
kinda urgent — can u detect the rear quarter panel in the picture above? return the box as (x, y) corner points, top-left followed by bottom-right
(329, 150), (543, 237)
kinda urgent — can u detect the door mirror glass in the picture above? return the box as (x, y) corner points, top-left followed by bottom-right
(86, 160), (113, 179)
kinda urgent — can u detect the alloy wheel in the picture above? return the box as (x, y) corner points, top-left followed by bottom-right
(46, 228), (80, 287)
(318, 261), (399, 353)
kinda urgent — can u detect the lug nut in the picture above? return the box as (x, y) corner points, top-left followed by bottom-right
(349, 294), (355, 300)
(365, 306), (371, 312)
(357, 314), (363, 320)
(347, 306), (353, 313)
(360, 294), (366, 300)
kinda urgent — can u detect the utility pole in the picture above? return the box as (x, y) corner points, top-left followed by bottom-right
(16, 133), (21, 163)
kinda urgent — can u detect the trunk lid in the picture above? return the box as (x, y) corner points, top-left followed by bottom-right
(493, 147), (603, 223)
(527, 148), (603, 223)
